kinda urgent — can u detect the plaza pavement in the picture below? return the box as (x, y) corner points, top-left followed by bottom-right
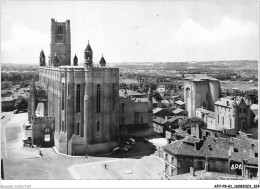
(1, 112), (166, 180)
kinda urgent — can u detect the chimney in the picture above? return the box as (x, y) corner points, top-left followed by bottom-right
(190, 167), (195, 176)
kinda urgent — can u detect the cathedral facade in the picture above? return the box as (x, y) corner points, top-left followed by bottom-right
(38, 19), (120, 155)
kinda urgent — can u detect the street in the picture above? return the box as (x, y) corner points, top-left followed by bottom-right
(1, 112), (164, 180)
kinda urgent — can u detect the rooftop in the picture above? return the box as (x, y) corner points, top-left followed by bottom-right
(172, 108), (185, 115)
(163, 136), (258, 164)
(175, 100), (185, 105)
(215, 97), (249, 108)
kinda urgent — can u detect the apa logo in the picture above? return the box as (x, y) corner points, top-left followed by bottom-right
(231, 163), (242, 169)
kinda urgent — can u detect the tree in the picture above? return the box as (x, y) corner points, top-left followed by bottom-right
(34, 86), (48, 109)
(15, 96), (28, 111)
(119, 82), (127, 89)
(142, 81), (157, 92)
(245, 89), (258, 104)
(179, 117), (207, 131)
(153, 91), (162, 102)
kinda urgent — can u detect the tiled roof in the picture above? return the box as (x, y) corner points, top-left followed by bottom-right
(207, 112), (216, 118)
(175, 100), (185, 105)
(183, 136), (200, 144)
(172, 108), (185, 114)
(229, 137), (258, 164)
(163, 136), (258, 164)
(153, 117), (168, 125)
(196, 108), (213, 114)
(167, 116), (185, 123)
(215, 98), (234, 108)
(214, 97), (248, 108)
(153, 107), (162, 114)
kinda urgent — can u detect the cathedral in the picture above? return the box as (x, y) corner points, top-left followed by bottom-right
(38, 18), (120, 155)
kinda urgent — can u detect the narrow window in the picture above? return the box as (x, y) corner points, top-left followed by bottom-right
(112, 120), (115, 132)
(97, 121), (100, 132)
(230, 119), (232, 128)
(239, 108), (242, 113)
(165, 163), (169, 173)
(222, 117), (224, 125)
(112, 83), (115, 110)
(76, 84), (80, 112)
(122, 103), (125, 113)
(218, 115), (219, 123)
(62, 83), (65, 110)
(255, 153), (258, 158)
(122, 118), (125, 126)
(140, 116), (143, 123)
(243, 108), (246, 113)
(57, 25), (63, 34)
(165, 153), (168, 161)
(77, 123), (80, 135)
(97, 84), (101, 113)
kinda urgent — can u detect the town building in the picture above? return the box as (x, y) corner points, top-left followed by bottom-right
(195, 97), (251, 136)
(1, 97), (14, 112)
(35, 18), (120, 155)
(183, 75), (221, 117)
(119, 88), (154, 138)
(163, 135), (258, 179)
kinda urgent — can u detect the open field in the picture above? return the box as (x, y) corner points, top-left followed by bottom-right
(220, 80), (257, 91)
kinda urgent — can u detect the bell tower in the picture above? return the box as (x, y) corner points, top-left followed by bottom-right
(84, 40), (93, 68)
(49, 18), (71, 66)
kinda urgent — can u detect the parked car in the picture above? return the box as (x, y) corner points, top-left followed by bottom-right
(129, 138), (135, 144)
(13, 109), (19, 114)
(120, 147), (128, 151)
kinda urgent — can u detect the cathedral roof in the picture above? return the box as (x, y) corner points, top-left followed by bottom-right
(53, 55), (59, 63)
(40, 50), (45, 57)
(99, 55), (106, 64)
(85, 40), (92, 52)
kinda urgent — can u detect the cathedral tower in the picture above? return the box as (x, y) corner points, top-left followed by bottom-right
(49, 18), (71, 66)
(99, 54), (106, 67)
(84, 40), (93, 68)
(40, 50), (46, 66)
(73, 54), (78, 66)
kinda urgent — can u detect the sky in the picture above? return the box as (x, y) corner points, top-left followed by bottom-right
(1, 0), (259, 64)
